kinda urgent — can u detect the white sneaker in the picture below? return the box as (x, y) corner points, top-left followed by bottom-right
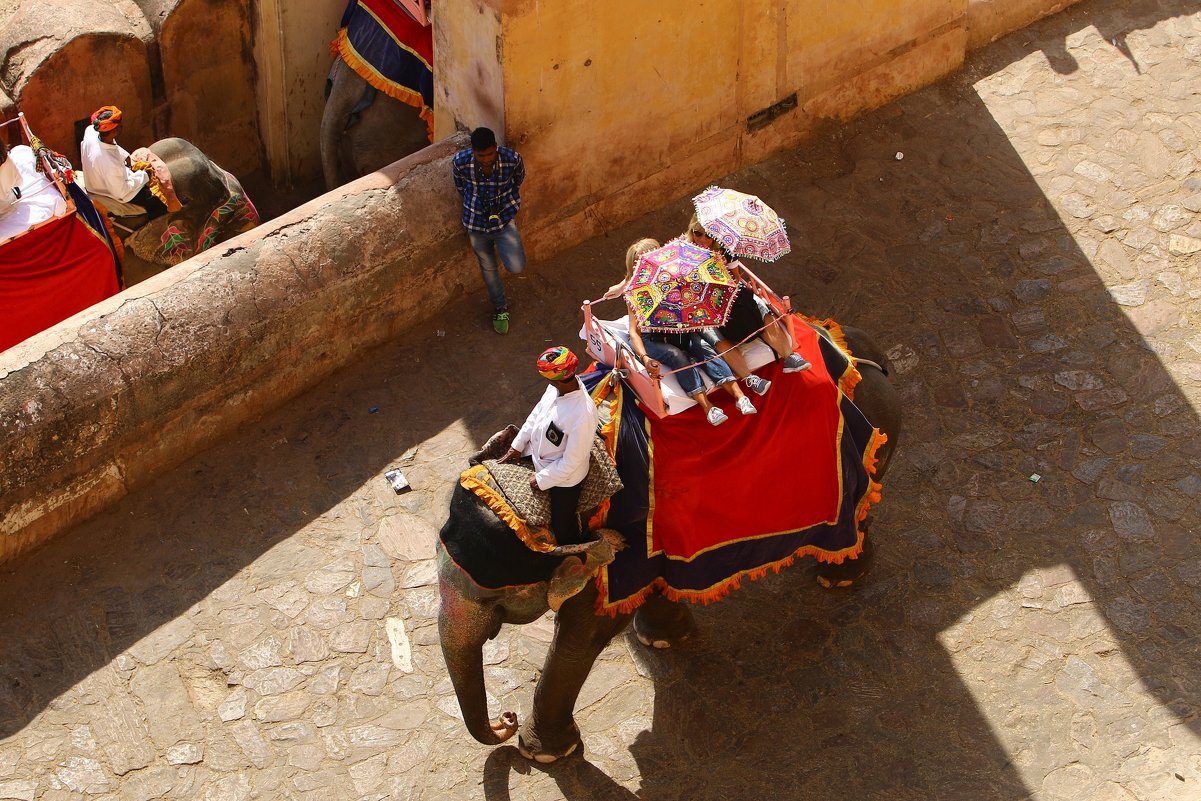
(736, 396), (757, 415)
(706, 406), (728, 426)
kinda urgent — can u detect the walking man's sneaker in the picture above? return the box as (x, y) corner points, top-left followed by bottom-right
(706, 406), (729, 426)
(745, 375), (771, 396)
(493, 310), (510, 334)
(736, 396), (757, 415)
(782, 353), (811, 373)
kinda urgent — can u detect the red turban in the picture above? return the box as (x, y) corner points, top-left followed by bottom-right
(91, 106), (123, 133)
(536, 346), (578, 381)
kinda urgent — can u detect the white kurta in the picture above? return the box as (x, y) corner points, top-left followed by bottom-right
(80, 126), (147, 202)
(511, 379), (599, 491)
(0, 146), (69, 243)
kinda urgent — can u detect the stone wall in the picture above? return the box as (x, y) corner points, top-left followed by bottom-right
(0, 0), (259, 175)
(1, 0), (1085, 190)
(430, 0), (1085, 263)
(0, 0), (1091, 564)
(252, 0), (347, 183)
(967, 0), (1082, 50)
(0, 134), (474, 566)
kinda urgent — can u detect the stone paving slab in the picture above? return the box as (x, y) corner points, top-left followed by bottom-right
(1, 1), (1200, 799)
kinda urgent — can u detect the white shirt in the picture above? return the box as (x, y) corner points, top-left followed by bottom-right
(80, 126), (147, 202)
(0, 145), (69, 243)
(512, 379), (599, 490)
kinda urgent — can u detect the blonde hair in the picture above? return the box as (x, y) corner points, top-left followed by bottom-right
(683, 213), (704, 244)
(623, 237), (659, 283)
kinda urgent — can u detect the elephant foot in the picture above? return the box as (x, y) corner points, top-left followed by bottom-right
(632, 594), (696, 649)
(816, 534), (874, 589)
(517, 722), (582, 763)
(518, 739), (580, 764)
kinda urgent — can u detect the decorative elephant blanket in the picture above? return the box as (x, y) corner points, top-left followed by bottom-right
(145, 169), (259, 266)
(331, 0), (434, 141)
(459, 436), (625, 552)
(0, 173), (122, 351)
(582, 317), (887, 615)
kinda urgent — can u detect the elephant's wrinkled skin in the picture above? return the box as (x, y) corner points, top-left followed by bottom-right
(320, 56), (430, 191)
(120, 138), (258, 284)
(437, 325), (903, 762)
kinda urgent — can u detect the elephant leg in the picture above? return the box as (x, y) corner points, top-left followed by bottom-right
(816, 523), (876, 589)
(632, 592), (696, 649)
(320, 58), (362, 191)
(519, 583), (630, 762)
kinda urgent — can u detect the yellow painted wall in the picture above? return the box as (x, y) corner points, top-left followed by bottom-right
(967, 0), (1082, 50)
(254, 0), (347, 183)
(494, 0), (974, 254)
(433, 0), (505, 141)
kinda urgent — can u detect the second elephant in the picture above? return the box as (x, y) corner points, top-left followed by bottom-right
(120, 138), (259, 283)
(320, 55), (432, 191)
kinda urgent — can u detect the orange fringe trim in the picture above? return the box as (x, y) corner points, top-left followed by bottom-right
(596, 530), (869, 616)
(816, 317), (864, 401)
(330, 29), (434, 142)
(459, 465), (557, 553)
(587, 373), (622, 530)
(594, 372), (891, 617)
(87, 198), (126, 283)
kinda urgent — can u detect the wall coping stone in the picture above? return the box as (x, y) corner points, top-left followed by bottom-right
(0, 133), (472, 565)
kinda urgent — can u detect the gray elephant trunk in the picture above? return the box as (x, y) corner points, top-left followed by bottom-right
(439, 635), (506, 744)
(437, 558), (511, 745)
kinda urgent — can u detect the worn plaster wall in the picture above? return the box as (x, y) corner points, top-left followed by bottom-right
(493, 0), (1083, 257)
(500, 0), (971, 256)
(0, 135), (475, 566)
(1, 1), (155, 166)
(967, 0), (1083, 50)
(157, 0), (260, 175)
(253, 0), (346, 183)
(432, 0), (504, 142)
(0, 0), (260, 173)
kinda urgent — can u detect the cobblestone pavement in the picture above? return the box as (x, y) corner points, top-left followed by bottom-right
(2, 1), (1200, 799)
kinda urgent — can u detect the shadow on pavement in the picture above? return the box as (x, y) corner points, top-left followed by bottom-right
(490, 1), (1200, 798)
(0, 1), (1197, 799)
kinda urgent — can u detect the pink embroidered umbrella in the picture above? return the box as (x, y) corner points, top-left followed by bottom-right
(692, 185), (791, 262)
(622, 239), (740, 333)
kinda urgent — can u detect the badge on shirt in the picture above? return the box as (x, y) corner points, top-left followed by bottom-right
(545, 421), (564, 446)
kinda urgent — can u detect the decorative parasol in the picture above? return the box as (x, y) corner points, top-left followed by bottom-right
(622, 239), (740, 333)
(692, 185), (791, 262)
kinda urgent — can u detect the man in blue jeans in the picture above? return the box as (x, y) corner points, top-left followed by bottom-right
(452, 127), (527, 334)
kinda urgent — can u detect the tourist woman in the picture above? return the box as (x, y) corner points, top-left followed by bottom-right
(684, 214), (810, 394)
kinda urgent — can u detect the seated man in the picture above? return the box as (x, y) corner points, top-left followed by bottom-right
(0, 141), (23, 214)
(79, 105), (167, 220)
(0, 141), (69, 243)
(499, 345), (599, 546)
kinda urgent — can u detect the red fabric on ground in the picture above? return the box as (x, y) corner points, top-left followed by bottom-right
(0, 213), (120, 352)
(645, 322), (842, 559)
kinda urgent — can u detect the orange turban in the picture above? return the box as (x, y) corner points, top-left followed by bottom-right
(91, 106), (123, 133)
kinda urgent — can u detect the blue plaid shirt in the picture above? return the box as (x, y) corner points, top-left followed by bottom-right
(452, 146), (525, 233)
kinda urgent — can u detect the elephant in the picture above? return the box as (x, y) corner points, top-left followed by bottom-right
(114, 137), (259, 285)
(320, 55), (431, 191)
(437, 325), (903, 762)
